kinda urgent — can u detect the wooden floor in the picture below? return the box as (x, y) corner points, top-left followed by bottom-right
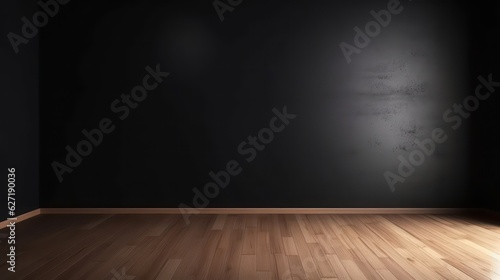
(0, 214), (499, 279)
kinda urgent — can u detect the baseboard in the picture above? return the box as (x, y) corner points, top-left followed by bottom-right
(40, 208), (468, 215)
(0, 208), (475, 228)
(0, 209), (41, 229)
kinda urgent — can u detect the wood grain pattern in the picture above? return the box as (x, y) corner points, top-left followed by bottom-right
(39, 208), (466, 215)
(0, 214), (498, 279)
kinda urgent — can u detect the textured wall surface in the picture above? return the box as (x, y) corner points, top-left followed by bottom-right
(40, 0), (472, 208)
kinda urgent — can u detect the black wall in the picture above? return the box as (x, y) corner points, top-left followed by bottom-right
(40, 0), (478, 209)
(0, 0), (40, 221)
(471, 2), (500, 213)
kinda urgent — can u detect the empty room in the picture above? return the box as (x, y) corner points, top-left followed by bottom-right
(1, 0), (500, 279)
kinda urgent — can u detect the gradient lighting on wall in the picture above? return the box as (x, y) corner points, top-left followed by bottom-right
(343, 20), (469, 196)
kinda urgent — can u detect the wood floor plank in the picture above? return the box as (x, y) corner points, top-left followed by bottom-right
(155, 259), (181, 280)
(126, 217), (188, 279)
(172, 229), (221, 279)
(270, 215), (285, 254)
(274, 253), (291, 279)
(19, 216), (131, 279)
(222, 229), (244, 279)
(243, 227), (257, 255)
(286, 215), (322, 279)
(342, 259), (369, 280)
(283, 237), (299, 256)
(239, 255), (257, 280)
(296, 214), (316, 243)
(392, 215), (500, 278)
(212, 214), (227, 230)
(256, 231), (273, 271)
(325, 254), (352, 280)
(217, 215), (236, 250)
(287, 255), (307, 280)
(0, 213), (498, 280)
(207, 247), (228, 280)
(2, 215), (101, 274)
(308, 242), (336, 278)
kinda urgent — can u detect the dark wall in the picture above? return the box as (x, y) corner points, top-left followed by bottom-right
(0, 0), (39, 220)
(41, 0), (473, 208)
(470, 2), (500, 213)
